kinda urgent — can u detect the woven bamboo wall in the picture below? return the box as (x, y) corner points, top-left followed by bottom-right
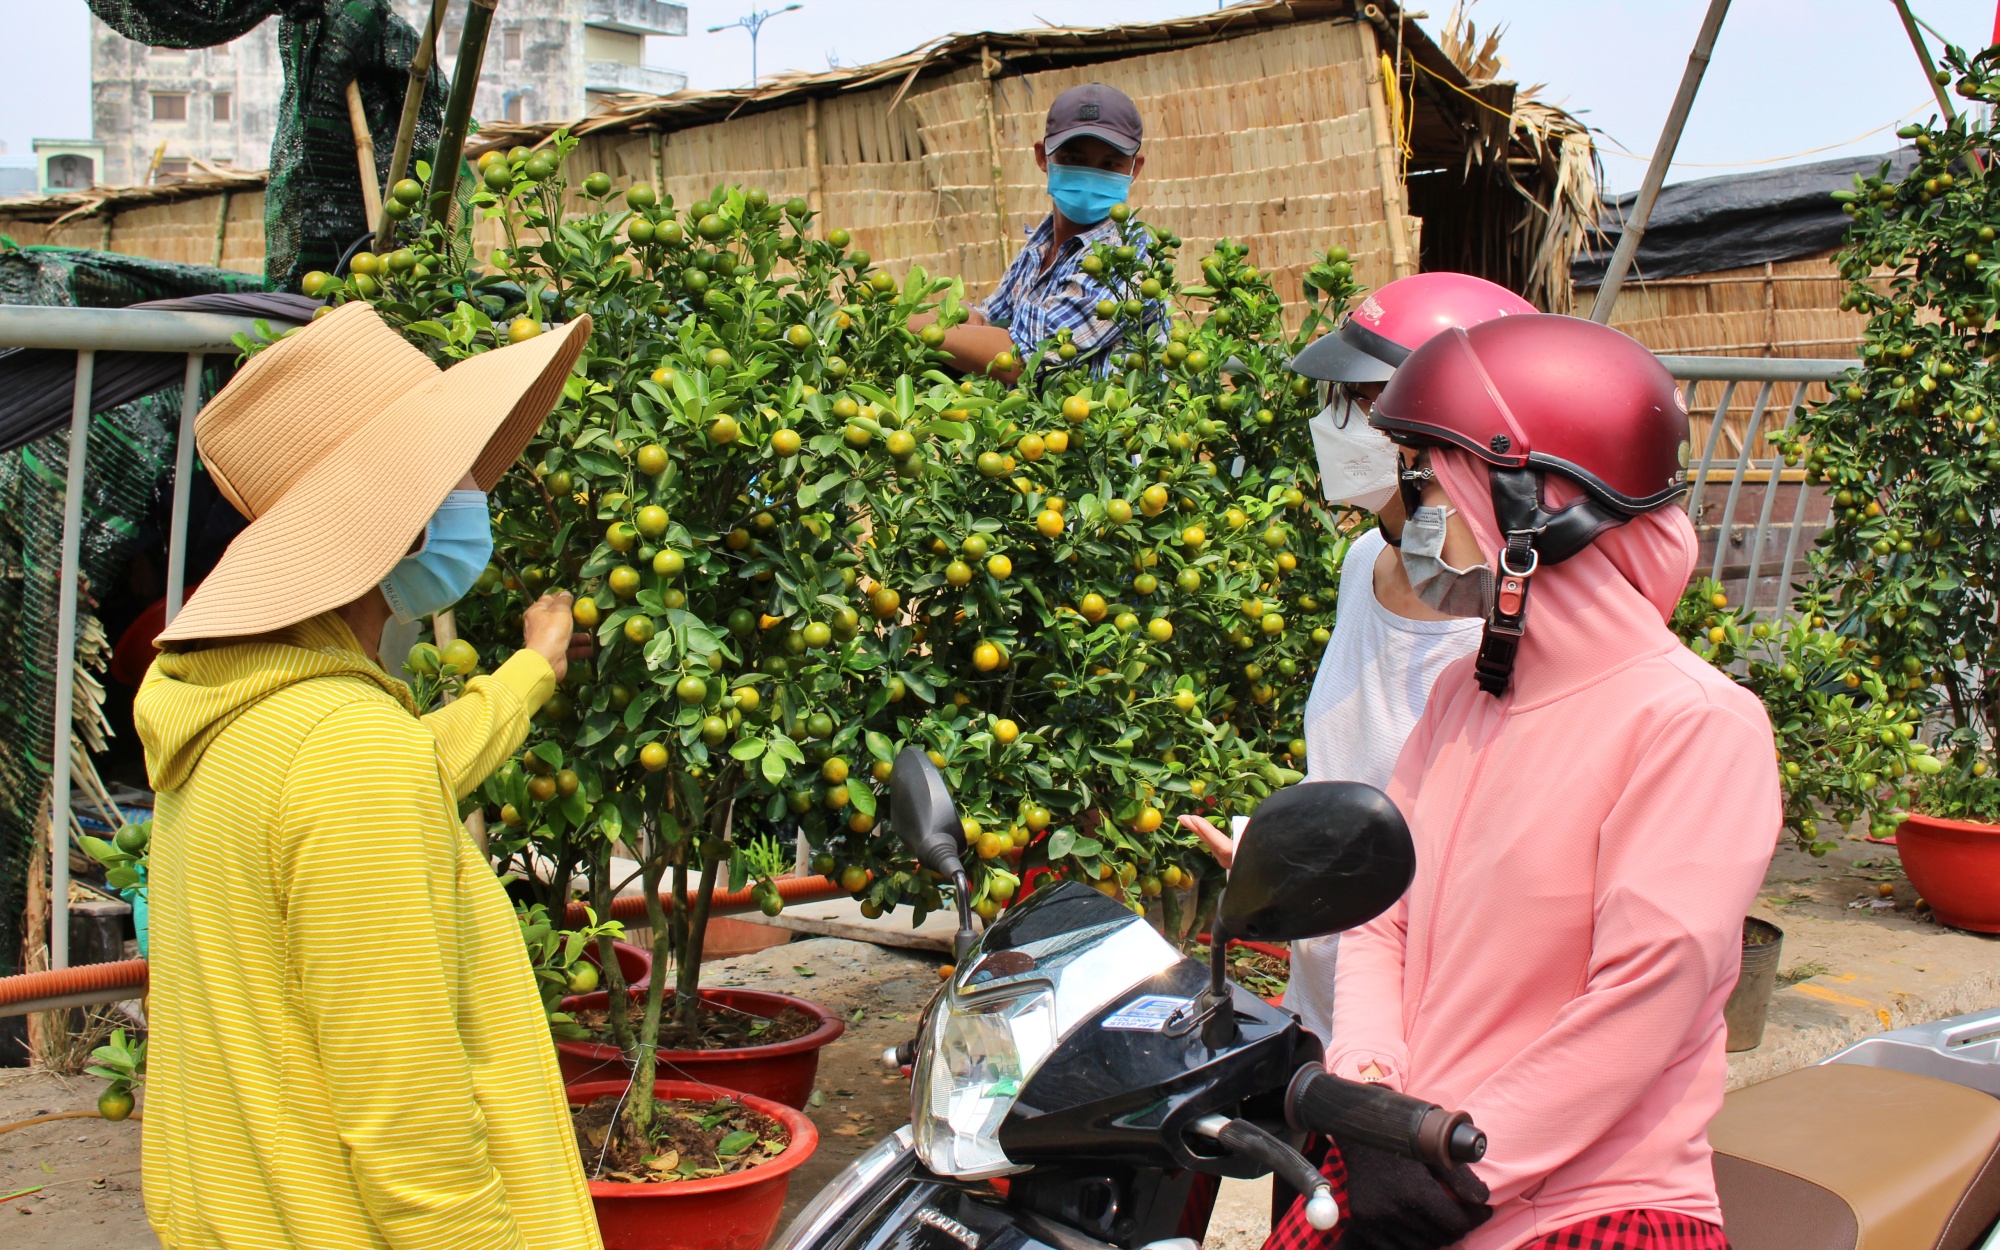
(901, 20), (1412, 309)
(9, 16), (1419, 313)
(0, 191), (266, 275)
(473, 19), (1414, 318)
(1578, 252), (1869, 460)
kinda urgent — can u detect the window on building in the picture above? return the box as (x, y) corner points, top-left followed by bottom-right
(503, 27), (522, 60)
(152, 93), (187, 122)
(156, 158), (190, 183)
(504, 94), (525, 123)
(213, 92), (232, 122)
(47, 154), (93, 190)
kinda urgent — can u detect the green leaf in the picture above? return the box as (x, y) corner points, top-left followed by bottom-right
(850, 785), (877, 817)
(761, 750), (789, 785)
(729, 736), (767, 760)
(716, 1129), (758, 1156)
(1047, 828), (1076, 858)
(865, 730), (896, 763)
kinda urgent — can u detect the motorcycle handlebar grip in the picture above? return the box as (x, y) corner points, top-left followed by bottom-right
(1285, 1066), (1487, 1171)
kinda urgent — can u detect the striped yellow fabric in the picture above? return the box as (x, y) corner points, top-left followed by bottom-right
(133, 612), (601, 1250)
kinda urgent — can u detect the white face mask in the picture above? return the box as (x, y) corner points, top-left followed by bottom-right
(1309, 396), (1400, 513)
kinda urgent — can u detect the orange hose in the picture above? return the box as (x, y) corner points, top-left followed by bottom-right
(0, 958), (148, 1012)
(563, 873), (847, 928)
(0, 879), (851, 1013)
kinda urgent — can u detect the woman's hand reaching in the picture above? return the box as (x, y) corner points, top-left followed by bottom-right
(1179, 813), (1237, 869)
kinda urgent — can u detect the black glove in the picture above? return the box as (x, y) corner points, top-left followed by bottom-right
(1337, 1138), (1492, 1250)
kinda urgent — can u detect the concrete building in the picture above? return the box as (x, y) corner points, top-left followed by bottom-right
(87, 2), (686, 188)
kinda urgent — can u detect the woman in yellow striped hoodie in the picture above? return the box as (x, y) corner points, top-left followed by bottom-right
(133, 303), (603, 1249)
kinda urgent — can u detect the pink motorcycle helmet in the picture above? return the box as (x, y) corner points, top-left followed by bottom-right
(1289, 271), (1538, 384)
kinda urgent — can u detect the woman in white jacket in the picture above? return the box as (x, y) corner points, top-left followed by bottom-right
(1181, 272), (1533, 1043)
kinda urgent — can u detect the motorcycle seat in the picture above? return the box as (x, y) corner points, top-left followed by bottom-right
(1711, 1062), (2000, 1250)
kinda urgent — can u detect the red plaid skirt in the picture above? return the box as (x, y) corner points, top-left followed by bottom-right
(1264, 1140), (1730, 1250)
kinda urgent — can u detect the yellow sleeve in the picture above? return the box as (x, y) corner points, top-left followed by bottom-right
(278, 699), (531, 1250)
(423, 649), (555, 800)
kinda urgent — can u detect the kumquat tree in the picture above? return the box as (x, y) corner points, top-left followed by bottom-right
(302, 128), (1362, 1132)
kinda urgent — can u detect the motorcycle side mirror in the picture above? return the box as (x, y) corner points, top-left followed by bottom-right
(889, 747), (977, 961)
(1219, 781), (1415, 943)
(1198, 782), (1414, 1047)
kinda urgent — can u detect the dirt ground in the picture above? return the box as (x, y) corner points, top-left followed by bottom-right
(0, 936), (941, 1248)
(0, 1067), (149, 1243)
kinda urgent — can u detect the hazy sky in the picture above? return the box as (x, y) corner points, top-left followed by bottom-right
(4, 2), (1995, 193)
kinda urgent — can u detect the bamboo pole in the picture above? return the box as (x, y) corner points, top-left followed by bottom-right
(375, 0), (450, 251)
(1590, 0), (1731, 324)
(1362, 30), (1414, 278)
(344, 81), (384, 231)
(804, 95), (824, 237)
(427, 0), (498, 233)
(210, 190), (233, 268)
(649, 129), (665, 195)
(980, 45), (1010, 261)
(1891, 0), (1982, 180)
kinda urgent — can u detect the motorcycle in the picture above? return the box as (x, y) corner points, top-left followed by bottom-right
(772, 746), (2000, 1250)
(771, 749), (1485, 1250)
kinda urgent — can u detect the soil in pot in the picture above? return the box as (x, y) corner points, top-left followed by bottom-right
(576, 996), (820, 1050)
(557, 988), (846, 1107)
(574, 1093), (790, 1184)
(569, 1079), (820, 1250)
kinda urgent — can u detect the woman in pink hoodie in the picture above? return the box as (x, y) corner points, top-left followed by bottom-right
(1272, 315), (1781, 1250)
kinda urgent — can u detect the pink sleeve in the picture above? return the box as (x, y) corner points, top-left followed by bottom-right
(1322, 696), (1441, 1086)
(1456, 702), (1779, 1206)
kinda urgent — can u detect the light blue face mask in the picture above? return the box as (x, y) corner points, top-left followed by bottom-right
(1047, 163), (1133, 227)
(379, 490), (494, 625)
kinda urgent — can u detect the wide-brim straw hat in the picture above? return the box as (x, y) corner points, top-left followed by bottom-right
(157, 300), (591, 643)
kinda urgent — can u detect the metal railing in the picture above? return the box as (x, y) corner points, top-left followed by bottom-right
(1659, 354), (1855, 614)
(0, 305), (279, 971)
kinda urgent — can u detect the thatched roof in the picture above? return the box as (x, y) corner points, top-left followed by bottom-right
(0, 163), (265, 226)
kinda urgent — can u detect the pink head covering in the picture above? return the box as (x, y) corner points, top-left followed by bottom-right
(1429, 447), (1698, 704)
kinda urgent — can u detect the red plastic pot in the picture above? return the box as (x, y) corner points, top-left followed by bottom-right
(581, 940), (653, 992)
(556, 987), (844, 1107)
(1898, 813), (2000, 933)
(569, 1078), (819, 1250)
(1198, 933), (1291, 1008)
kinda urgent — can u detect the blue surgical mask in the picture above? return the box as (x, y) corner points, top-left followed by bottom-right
(1047, 163), (1132, 227)
(379, 490), (494, 625)
(1400, 505), (1494, 619)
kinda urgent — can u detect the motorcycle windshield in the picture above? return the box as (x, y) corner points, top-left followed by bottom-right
(911, 883), (1184, 1178)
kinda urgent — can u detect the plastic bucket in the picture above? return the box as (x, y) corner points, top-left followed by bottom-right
(1724, 917), (1783, 1052)
(570, 1078), (819, 1250)
(556, 987), (844, 1107)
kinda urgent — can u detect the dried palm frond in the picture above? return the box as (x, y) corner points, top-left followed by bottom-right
(1438, 1), (1507, 84)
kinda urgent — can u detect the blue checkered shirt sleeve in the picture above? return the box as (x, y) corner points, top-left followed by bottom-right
(980, 217), (1156, 372)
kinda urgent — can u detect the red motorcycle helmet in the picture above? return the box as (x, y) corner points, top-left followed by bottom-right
(1370, 314), (1691, 697)
(1289, 271), (1539, 384)
(1371, 313), (1689, 514)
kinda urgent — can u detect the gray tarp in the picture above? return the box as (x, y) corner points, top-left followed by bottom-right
(1574, 149), (1920, 287)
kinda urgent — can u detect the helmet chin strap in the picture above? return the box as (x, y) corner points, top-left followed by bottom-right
(1472, 468), (1631, 697)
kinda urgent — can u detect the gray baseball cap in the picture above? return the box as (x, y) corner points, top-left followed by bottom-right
(1045, 83), (1142, 157)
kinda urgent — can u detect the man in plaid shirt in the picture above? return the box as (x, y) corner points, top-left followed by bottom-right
(924, 83), (1160, 380)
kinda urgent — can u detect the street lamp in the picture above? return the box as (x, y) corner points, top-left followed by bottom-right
(707, 5), (803, 89)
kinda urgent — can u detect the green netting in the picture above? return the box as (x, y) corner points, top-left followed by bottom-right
(0, 245), (252, 976)
(87, 0), (448, 294)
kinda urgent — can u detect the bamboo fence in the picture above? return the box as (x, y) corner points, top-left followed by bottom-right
(1577, 252), (1873, 460)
